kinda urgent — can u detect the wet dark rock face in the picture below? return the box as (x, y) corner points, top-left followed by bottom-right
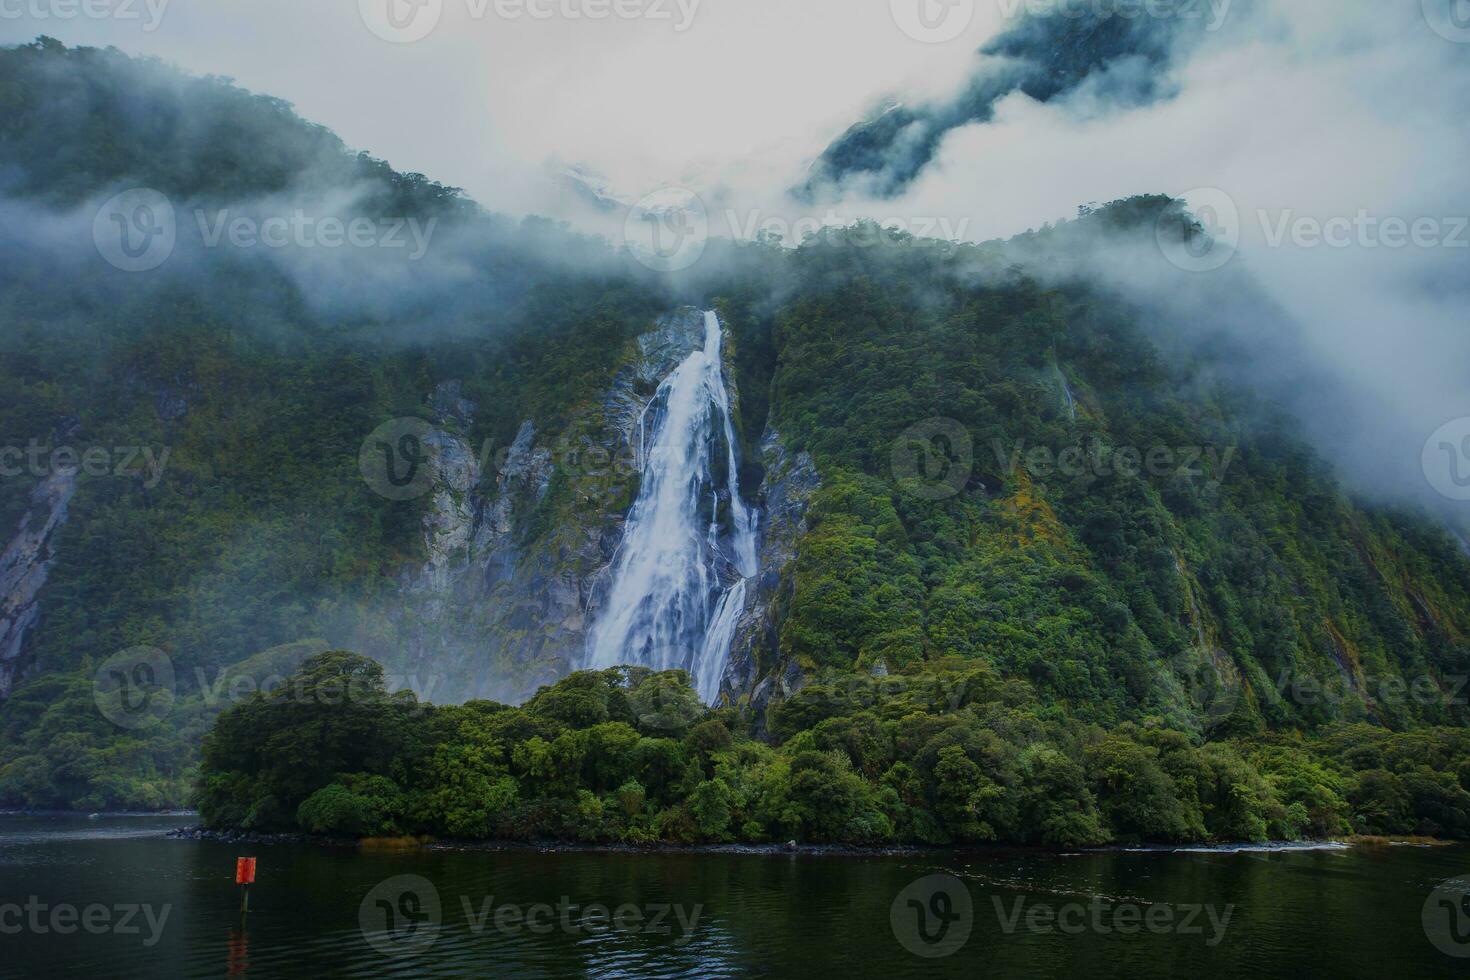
(0, 471), (76, 697)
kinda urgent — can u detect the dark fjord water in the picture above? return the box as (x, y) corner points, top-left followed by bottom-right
(2, 814), (1468, 978)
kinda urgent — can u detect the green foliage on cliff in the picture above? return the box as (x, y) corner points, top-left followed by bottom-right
(762, 219), (1470, 733)
(197, 653), (1470, 845)
(2, 40), (1470, 818)
(0, 40), (666, 807)
(0, 640), (327, 810)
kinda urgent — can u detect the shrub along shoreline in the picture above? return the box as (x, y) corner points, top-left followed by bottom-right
(167, 824), (1385, 856)
(193, 651), (1470, 847)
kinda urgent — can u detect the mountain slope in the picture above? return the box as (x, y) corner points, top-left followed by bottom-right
(794, 8), (1209, 201)
(0, 40), (1467, 817)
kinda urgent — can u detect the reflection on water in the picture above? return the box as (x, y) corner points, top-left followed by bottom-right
(225, 927), (248, 977)
(1, 813), (1467, 978)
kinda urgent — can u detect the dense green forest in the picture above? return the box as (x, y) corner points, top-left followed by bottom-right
(197, 651), (1470, 846)
(757, 212), (1470, 735)
(3, 39), (1470, 840)
(0, 39), (672, 808)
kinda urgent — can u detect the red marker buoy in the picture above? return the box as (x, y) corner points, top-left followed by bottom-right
(236, 857), (257, 913)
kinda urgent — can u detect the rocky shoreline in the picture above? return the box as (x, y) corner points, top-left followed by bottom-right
(167, 825), (353, 848)
(164, 824), (930, 857)
(161, 824), (1389, 858)
(7, 814), (1428, 856)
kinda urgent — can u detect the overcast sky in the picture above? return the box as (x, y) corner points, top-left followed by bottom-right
(3, 0), (1467, 512)
(0, 0), (1010, 216)
(1, 3), (1462, 234)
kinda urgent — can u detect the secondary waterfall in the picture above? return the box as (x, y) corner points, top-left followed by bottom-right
(1054, 358), (1076, 422)
(586, 310), (759, 703)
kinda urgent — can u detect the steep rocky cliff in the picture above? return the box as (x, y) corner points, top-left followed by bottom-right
(729, 429), (820, 712)
(371, 308), (815, 706)
(0, 471), (76, 697)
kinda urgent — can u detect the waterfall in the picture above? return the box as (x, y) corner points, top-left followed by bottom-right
(586, 310), (759, 703)
(1054, 359), (1076, 422)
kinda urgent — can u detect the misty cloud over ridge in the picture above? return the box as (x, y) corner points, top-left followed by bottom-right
(793, 2), (1237, 203)
(790, 1), (1468, 528)
(0, 40), (668, 343)
(2, 1), (1467, 529)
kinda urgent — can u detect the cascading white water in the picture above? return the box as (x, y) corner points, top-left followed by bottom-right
(1054, 360), (1076, 422)
(586, 310), (758, 703)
